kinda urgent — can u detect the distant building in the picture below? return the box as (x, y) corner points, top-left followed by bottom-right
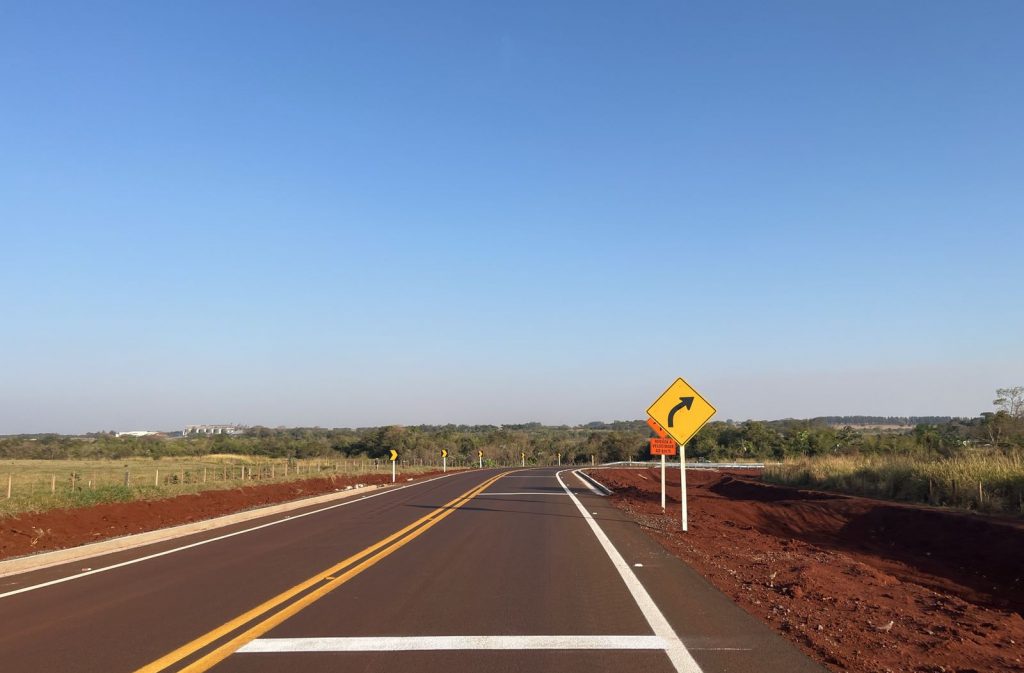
(185, 424), (245, 436)
(115, 430), (162, 438)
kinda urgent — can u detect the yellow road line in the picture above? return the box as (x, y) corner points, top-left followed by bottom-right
(135, 471), (508, 673)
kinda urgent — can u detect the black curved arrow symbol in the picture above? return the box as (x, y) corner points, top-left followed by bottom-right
(667, 397), (694, 427)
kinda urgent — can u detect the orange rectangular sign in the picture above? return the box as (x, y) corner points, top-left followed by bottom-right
(650, 438), (677, 456)
(646, 417), (668, 438)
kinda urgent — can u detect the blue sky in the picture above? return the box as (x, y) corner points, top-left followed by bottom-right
(2, 1), (1022, 433)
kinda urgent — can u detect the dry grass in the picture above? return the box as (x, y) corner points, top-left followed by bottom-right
(0, 456), (438, 517)
(764, 452), (1024, 515)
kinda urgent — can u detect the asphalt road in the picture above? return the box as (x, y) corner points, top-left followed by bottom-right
(0, 468), (824, 673)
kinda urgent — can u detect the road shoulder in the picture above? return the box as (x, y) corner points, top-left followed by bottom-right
(565, 471), (825, 673)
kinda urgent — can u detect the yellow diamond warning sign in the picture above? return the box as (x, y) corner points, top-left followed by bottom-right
(646, 377), (716, 447)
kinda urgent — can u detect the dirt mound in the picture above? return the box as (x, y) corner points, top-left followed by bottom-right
(706, 475), (1024, 611)
(0, 472), (444, 562)
(595, 467), (1024, 673)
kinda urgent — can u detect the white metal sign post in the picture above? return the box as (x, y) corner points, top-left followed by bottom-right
(661, 454), (666, 511)
(649, 437), (675, 512)
(647, 377), (717, 532)
(680, 443), (688, 531)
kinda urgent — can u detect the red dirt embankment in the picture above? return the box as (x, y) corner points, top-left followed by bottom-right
(0, 472), (444, 562)
(595, 468), (1024, 673)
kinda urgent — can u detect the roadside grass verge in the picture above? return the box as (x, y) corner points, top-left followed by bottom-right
(0, 456), (447, 518)
(763, 452), (1024, 516)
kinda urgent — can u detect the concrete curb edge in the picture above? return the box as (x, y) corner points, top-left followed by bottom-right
(0, 481), (393, 578)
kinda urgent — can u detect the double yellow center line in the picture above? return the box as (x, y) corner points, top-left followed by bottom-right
(135, 471), (510, 673)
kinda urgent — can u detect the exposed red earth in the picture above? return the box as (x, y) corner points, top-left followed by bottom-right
(5, 467), (1023, 672)
(592, 467), (1024, 673)
(0, 471), (446, 562)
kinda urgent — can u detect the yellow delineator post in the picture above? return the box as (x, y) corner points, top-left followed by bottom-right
(647, 377), (717, 532)
(389, 450), (398, 483)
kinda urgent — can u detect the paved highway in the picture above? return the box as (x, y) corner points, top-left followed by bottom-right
(0, 468), (823, 672)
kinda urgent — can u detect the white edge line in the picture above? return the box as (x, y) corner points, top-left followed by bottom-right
(238, 635), (667, 652)
(0, 471), (467, 600)
(0, 482), (390, 578)
(555, 469), (703, 673)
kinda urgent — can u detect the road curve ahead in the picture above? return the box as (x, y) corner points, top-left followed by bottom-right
(0, 467), (824, 673)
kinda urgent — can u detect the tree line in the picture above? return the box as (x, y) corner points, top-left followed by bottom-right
(2, 387), (1021, 463)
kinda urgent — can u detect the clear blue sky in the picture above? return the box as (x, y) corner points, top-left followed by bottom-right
(2, 1), (1022, 433)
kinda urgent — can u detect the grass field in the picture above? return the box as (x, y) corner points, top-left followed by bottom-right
(0, 456), (445, 517)
(764, 452), (1024, 516)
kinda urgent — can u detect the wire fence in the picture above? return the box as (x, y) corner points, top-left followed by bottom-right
(0, 458), (460, 516)
(1, 454), (617, 516)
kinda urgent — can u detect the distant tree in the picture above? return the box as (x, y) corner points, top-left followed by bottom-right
(979, 412), (1011, 448)
(599, 432), (641, 462)
(994, 386), (1024, 418)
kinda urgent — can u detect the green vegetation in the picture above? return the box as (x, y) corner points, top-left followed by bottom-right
(9, 393), (1020, 468)
(0, 457), (437, 518)
(760, 387), (1024, 515)
(765, 452), (1024, 515)
(3, 386), (1021, 516)
(0, 423), (651, 465)
(690, 389), (1024, 461)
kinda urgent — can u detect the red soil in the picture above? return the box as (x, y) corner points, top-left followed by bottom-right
(0, 472), (445, 562)
(594, 468), (1024, 673)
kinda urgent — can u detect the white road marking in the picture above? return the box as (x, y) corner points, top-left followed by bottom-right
(0, 472), (464, 600)
(475, 492), (569, 496)
(556, 469), (704, 673)
(238, 635), (667, 653)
